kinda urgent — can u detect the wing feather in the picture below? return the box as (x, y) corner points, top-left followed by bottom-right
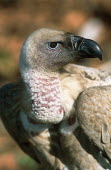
(77, 85), (111, 164)
(0, 82), (40, 162)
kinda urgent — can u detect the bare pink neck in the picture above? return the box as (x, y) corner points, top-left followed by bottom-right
(24, 72), (64, 124)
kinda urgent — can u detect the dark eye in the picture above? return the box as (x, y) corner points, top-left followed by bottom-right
(48, 42), (58, 49)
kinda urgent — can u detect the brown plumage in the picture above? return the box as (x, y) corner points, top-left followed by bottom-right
(76, 85), (111, 168)
(59, 65), (111, 169)
(0, 28), (104, 170)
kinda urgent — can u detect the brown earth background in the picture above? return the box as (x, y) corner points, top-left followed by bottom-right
(0, 0), (111, 169)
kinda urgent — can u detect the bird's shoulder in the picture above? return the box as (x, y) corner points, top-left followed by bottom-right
(77, 85), (111, 162)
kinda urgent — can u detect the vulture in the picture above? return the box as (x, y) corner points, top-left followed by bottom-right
(0, 28), (109, 170)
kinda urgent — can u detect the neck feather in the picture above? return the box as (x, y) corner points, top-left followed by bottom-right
(22, 70), (64, 124)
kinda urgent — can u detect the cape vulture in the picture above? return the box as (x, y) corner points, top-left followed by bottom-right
(1, 28), (108, 170)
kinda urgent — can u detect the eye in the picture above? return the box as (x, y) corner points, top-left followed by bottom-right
(48, 42), (59, 49)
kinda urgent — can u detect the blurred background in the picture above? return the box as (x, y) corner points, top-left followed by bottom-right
(0, 0), (111, 169)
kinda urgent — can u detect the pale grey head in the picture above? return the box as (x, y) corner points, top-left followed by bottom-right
(19, 28), (102, 124)
(20, 28), (102, 75)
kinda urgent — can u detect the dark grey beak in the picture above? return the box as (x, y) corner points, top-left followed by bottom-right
(71, 36), (102, 60)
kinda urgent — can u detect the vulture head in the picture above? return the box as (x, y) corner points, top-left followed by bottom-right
(20, 28), (102, 74)
(19, 28), (102, 124)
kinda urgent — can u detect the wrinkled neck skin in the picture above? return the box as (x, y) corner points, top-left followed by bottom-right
(21, 69), (64, 126)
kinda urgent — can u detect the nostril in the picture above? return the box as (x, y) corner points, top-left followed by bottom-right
(71, 35), (84, 51)
(75, 39), (84, 51)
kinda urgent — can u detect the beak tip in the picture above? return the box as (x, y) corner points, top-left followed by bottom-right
(81, 38), (103, 61)
(99, 54), (103, 61)
(94, 43), (103, 61)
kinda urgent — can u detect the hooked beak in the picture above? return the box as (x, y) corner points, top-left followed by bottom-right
(71, 36), (102, 61)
